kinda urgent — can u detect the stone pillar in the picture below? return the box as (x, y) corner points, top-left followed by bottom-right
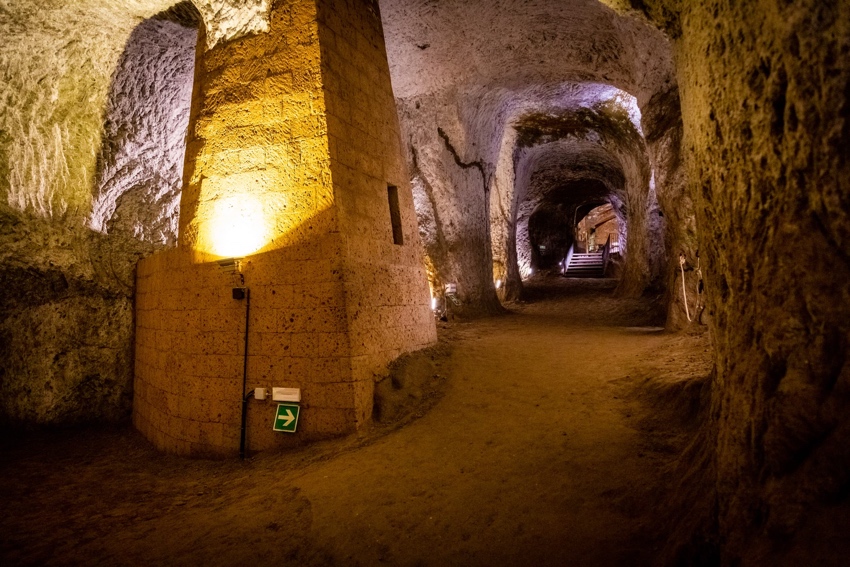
(179, 0), (335, 259)
(133, 0), (436, 457)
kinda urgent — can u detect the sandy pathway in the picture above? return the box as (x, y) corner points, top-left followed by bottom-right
(294, 316), (670, 566)
(1, 280), (695, 566)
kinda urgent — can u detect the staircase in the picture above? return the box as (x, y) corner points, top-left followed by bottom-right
(564, 251), (605, 278)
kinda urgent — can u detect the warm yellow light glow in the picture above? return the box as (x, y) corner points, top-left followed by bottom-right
(205, 195), (270, 258)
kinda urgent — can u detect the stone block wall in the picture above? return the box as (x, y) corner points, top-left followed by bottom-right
(318, 0), (437, 423)
(133, 0), (436, 457)
(134, 249), (243, 457)
(134, 234), (358, 457)
(179, 0), (338, 258)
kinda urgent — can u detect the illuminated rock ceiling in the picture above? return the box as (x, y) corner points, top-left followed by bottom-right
(380, 0), (674, 102)
(0, 0), (270, 223)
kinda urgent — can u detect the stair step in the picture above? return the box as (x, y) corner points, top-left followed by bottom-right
(565, 251), (606, 278)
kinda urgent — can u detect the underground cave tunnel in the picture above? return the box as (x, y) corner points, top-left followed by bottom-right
(527, 192), (624, 276)
(2, 0), (850, 565)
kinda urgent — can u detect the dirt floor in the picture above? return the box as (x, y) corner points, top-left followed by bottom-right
(0, 276), (714, 566)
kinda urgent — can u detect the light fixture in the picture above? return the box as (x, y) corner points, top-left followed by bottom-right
(216, 257), (243, 273)
(204, 194), (269, 258)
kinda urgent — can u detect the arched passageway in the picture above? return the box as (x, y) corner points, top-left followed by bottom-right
(576, 203), (621, 255)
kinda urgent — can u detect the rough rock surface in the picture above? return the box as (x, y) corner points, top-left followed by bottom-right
(0, 206), (152, 428)
(640, 87), (697, 329)
(192, 0), (270, 49)
(89, 16), (197, 247)
(0, 0), (169, 221)
(0, 0), (255, 224)
(604, 0), (850, 562)
(0, 1), (197, 428)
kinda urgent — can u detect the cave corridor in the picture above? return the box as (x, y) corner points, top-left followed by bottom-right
(2, 0), (850, 565)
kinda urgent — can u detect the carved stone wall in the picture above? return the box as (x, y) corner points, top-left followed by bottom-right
(603, 0), (850, 561)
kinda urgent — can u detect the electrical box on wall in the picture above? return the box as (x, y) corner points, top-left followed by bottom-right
(272, 387), (301, 402)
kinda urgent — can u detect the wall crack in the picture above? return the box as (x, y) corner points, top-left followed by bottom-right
(437, 127), (490, 195)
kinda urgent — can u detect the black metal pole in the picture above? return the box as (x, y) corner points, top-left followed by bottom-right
(239, 288), (251, 460)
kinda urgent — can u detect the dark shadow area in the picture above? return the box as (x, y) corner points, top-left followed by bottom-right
(0, 206), (153, 431)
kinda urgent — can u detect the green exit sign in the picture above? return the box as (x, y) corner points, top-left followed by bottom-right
(273, 403), (300, 433)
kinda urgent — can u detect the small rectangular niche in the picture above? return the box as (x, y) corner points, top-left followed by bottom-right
(387, 184), (404, 246)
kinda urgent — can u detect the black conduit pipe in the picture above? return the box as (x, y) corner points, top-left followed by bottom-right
(238, 287), (251, 460)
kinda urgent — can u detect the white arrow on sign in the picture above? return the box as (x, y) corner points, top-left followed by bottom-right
(279, 409), (295, 427)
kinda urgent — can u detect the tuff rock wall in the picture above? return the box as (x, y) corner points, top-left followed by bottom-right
(0, 1), (192, 429)
(89, 14), (198, 247)
(604, 0), (850, 562)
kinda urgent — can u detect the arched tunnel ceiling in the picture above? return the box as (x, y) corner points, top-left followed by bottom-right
(517, 140), (626, 209)
(379, 0), (675, 105)
(443, 82), (645, 175)
(512, 92), (645, 217)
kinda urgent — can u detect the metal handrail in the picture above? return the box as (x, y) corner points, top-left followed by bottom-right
(563, 243), (575, 276)
(602, 235), (611, 276)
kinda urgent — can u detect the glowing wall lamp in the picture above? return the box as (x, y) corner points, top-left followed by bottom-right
(201, 194), (270, 258)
